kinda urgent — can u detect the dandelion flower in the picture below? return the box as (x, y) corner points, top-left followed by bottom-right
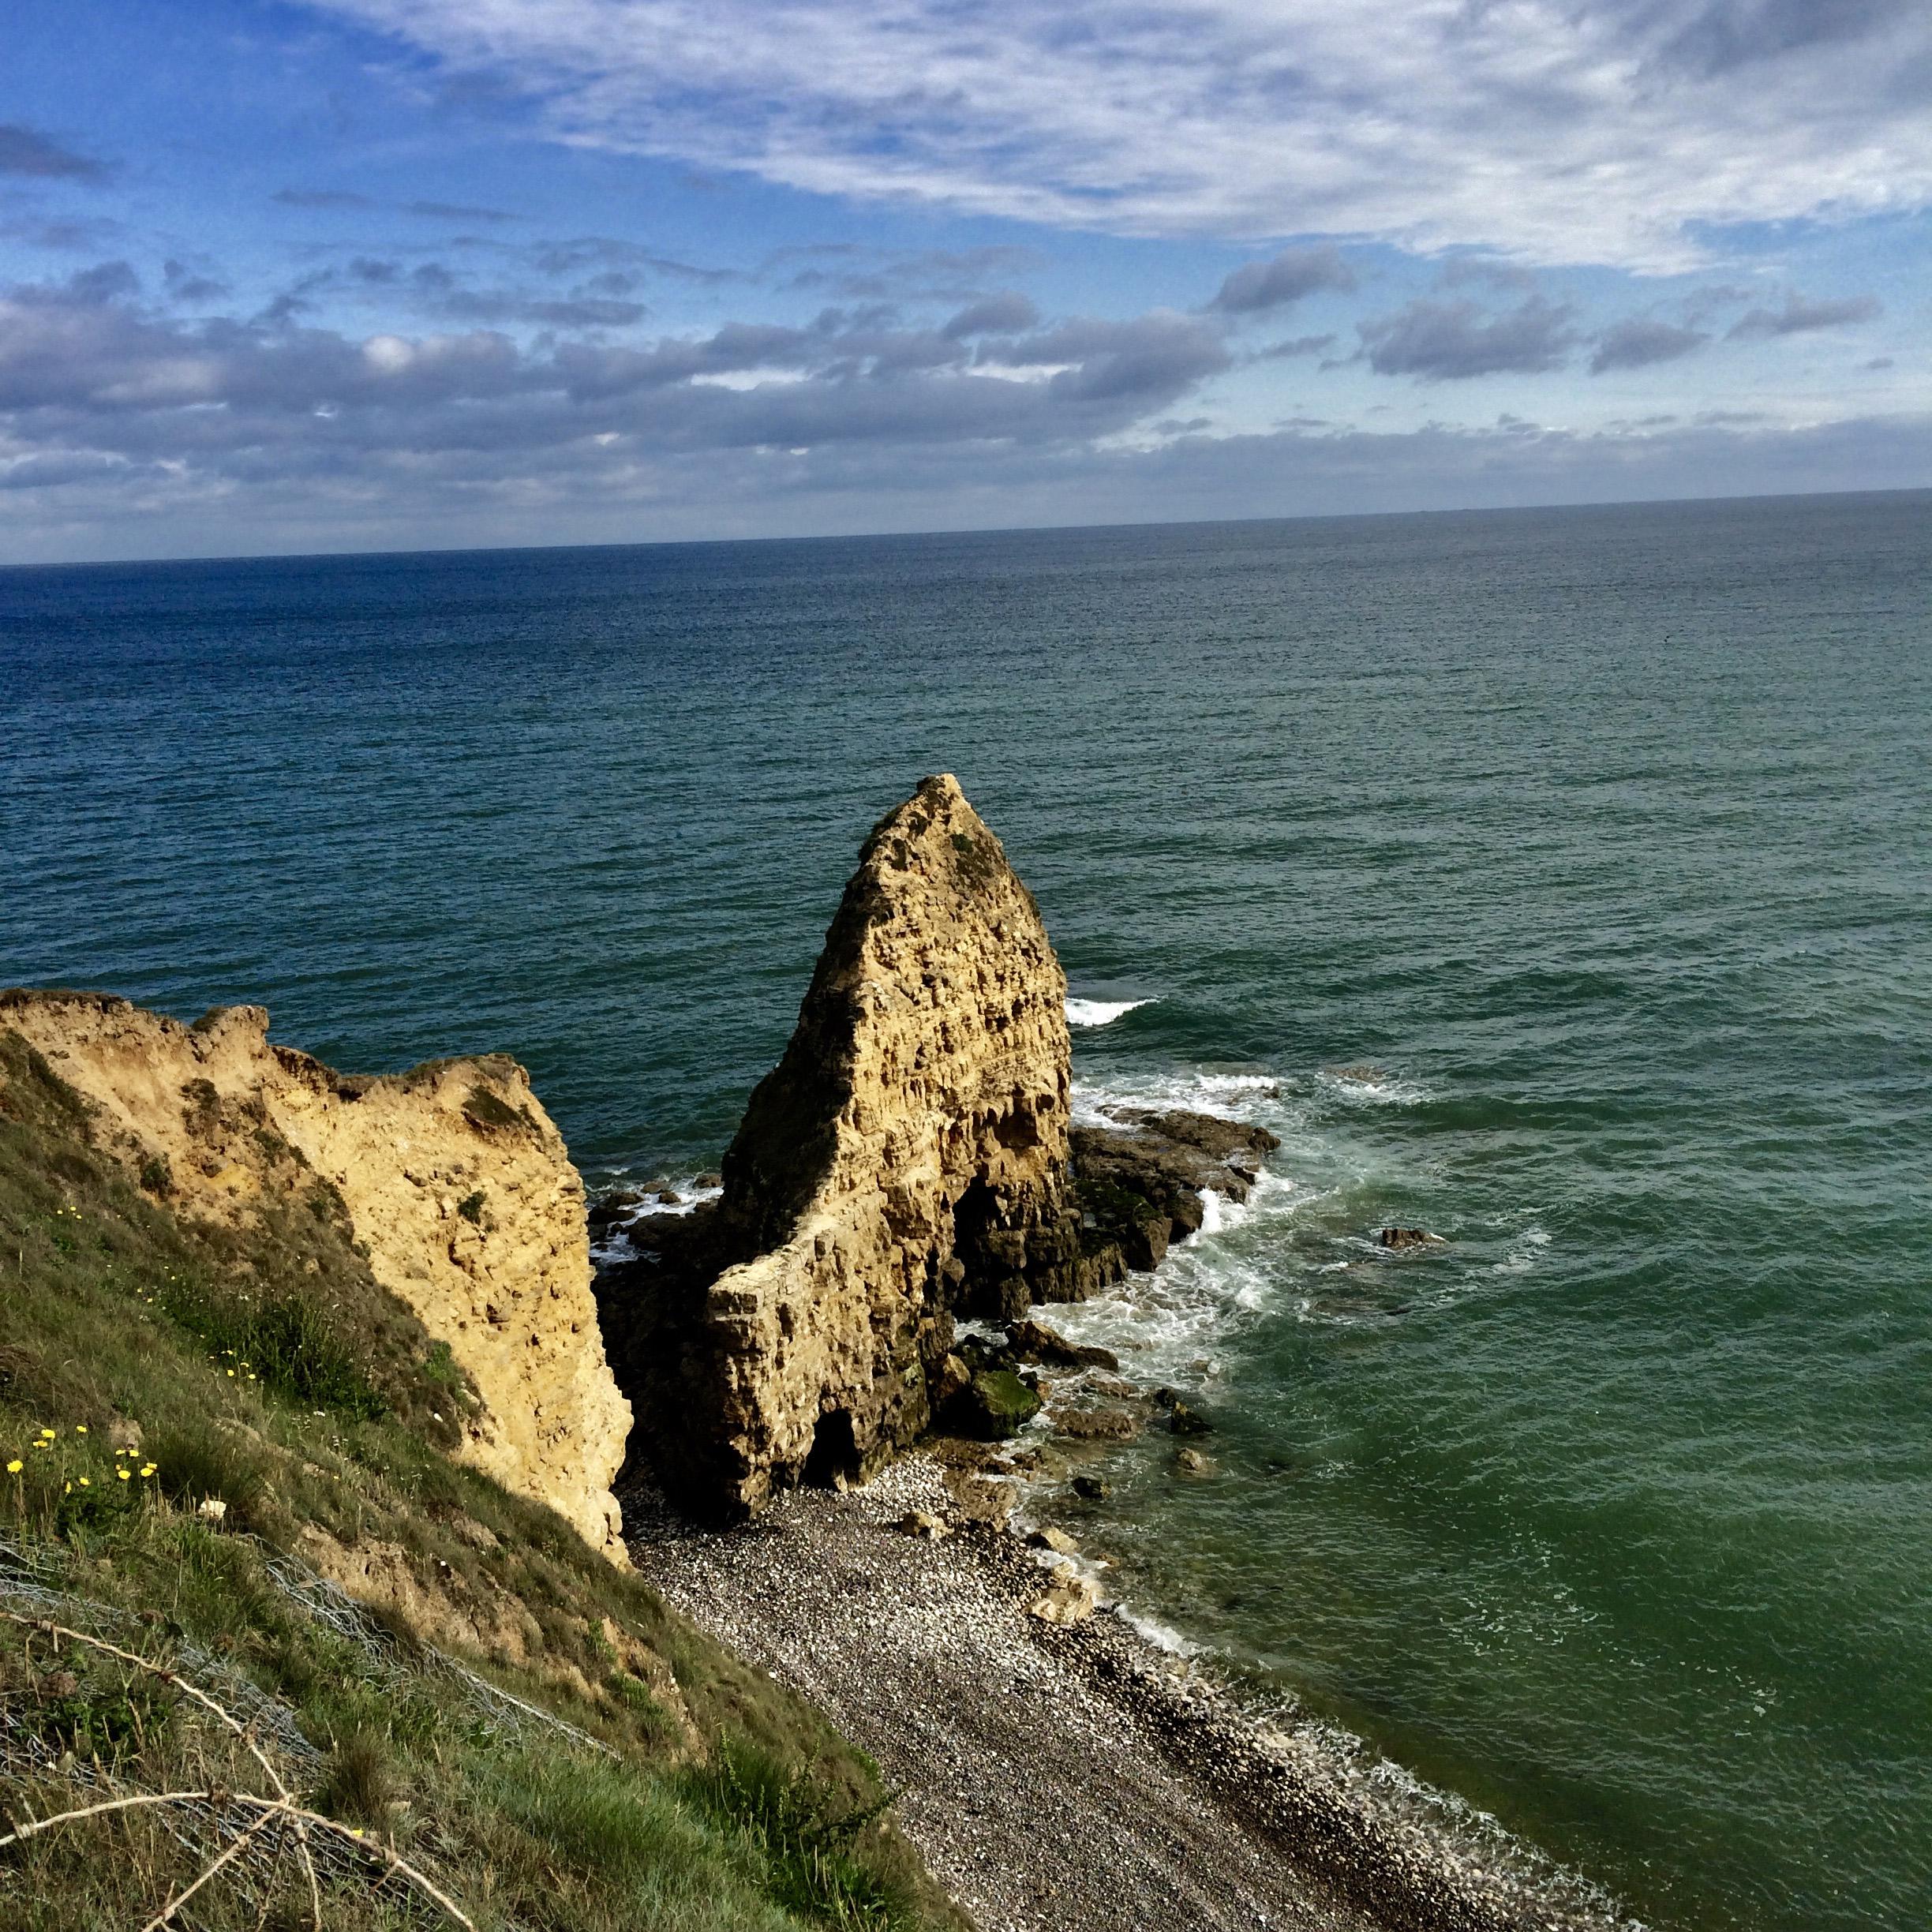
(227, 1368), (236, 1377)
(6, 1459), (21, 1473)
(39, 1428), (54, 1439)
(76, 1425), (87, 1435)
(140, 1464), (156, 1477)
(118, 1469), (131, 1481)
(77, 1476), (89, 1486)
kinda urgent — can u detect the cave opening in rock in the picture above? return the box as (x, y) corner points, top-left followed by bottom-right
(802, 1408), (861, 1488)
(950, 1176), (998, 1313)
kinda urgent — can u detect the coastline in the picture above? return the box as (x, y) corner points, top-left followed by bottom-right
(622, 1451), (1634, 1932)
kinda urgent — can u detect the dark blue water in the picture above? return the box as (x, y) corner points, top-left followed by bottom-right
(5, 494), (1930, 1932)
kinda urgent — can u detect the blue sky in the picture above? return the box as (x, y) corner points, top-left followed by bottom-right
(2, 0), (1928, 560)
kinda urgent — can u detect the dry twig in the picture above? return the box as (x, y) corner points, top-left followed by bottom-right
(228, 1795), (477, 1930)
(139, 1805), (280, 1932)
(0, 1789), (213, 1850)
(0, 1776), (478, 1930)
(2, 1611), (337, 1930)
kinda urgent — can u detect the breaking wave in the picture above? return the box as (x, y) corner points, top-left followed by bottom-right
(1065, 995), (1155, 1028)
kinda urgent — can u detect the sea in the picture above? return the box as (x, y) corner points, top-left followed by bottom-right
(4, 491), (1928, 1932)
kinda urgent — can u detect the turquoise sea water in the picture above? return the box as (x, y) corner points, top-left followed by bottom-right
(4, 493), (1929, 1931)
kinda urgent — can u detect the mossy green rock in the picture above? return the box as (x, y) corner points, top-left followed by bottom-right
(962, 1368), (1043, 1440)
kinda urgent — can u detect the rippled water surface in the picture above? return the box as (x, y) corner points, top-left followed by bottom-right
(6, 495), (1930, 1931)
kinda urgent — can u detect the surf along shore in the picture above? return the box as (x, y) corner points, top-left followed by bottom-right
(595, 775), (1635, 1932)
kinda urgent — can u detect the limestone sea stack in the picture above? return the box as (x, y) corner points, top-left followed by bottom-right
(605, 775), (1090, 1517)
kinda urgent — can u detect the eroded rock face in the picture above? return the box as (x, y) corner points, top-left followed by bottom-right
(605, 774), (1076, 1516)
(2, 990), (631, 1559)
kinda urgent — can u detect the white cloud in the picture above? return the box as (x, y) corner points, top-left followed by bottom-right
(307, 0), (1932, 265)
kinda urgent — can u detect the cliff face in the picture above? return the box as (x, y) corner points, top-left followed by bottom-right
(610, 775), (1080, 1516)
(1, 991), (631, 1559)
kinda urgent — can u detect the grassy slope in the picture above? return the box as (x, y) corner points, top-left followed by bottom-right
(0, 1028), (966, 1932)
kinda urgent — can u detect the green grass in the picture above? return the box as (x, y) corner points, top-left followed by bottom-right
(682, 1742), (913, 1930)
(0, 1025), (964, 1932)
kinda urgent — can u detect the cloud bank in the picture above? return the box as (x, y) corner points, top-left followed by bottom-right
(2, 257), (1923, 563)
(307, 0), (1932, 264)
(1360, 295), (1581, 380)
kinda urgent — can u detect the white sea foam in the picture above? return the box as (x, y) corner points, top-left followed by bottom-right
(1065, 995), (1155, 1028)
(1316, 1064), (1432, 1106)
(1069, 1066), (1280, 1128)
(1113, 1604), (1205, 1658)
(1044, 1154), (1307, 1384)
(588, 1174), (724, 1267)
(1491, 1221), (1552, 1275)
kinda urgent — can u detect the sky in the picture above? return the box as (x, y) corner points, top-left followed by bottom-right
(2, 0), (1929, 562)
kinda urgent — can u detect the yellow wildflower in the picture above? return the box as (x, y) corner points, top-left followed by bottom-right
(75, 1425), (87, 1435)
(39, 1428), (54, 1439)
(6, 1460), (21, 1474)
(77, 1476), (89, 1487)
(140, 1464), (156, 1477)
(117, 1469), (131, 1481)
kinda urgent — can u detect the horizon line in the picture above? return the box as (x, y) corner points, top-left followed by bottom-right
(5, 480), (1928, 575)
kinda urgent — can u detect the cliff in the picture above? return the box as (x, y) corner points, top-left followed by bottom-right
(0, 1022), (962, 1932)
(0, 990), (630, 1559)
(606, 775), (1090, 1516)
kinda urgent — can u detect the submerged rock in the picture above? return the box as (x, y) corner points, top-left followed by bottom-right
(1004, 1317), (1120, 1373)
(1055, 1407), (1140, 1441)
(1062, 1110), (1280, 1293)
(1378, 1226), (1445, 1250)
(588, 1189), (646, 1228)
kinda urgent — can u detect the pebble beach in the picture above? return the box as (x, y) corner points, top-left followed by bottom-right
(623, 1453), (1634, 1932)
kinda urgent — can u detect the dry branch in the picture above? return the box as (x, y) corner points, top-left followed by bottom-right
(5, 1608), (329, 1928)
(229, 1796), (477, 1929)
(0, 1789), (213, 1851)
(139, 1805), (279, 1932)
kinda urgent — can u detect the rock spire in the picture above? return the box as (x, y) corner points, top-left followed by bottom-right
(607, 774), (1083, 1516)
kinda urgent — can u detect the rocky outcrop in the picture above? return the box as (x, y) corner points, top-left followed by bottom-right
(601, 778), (1290, 1520)
(1069, 1108), (1279, 1275)
(1377, 1226), (1445, 1250)
(1, 990), (630, 1559)
(604, 775), (1084, 1517)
